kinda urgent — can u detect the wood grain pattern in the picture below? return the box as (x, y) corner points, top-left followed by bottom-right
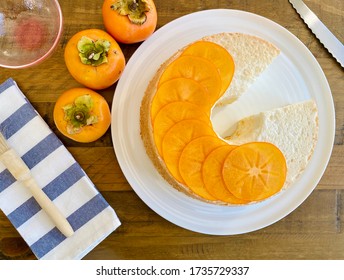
(0, 0), (343, 260)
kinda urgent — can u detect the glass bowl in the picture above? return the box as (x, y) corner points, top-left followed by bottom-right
(0, 0), (63, 69)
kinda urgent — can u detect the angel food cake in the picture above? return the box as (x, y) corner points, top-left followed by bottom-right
(140, 32), (318, 205)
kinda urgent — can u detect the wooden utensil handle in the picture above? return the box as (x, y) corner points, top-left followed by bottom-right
(0, 149), (74, 237)
(0, 149), (31, 181)
(24, 177), (74, 237)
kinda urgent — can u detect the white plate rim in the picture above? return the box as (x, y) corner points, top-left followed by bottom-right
(111, 9), (335, 235)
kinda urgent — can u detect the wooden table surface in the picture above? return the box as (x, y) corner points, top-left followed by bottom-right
(1, 0), (343, 260)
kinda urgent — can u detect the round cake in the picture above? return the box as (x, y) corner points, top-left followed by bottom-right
(140, 32), (318, 205)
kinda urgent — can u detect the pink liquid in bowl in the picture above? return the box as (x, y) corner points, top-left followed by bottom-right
(14, 18), (48, 50)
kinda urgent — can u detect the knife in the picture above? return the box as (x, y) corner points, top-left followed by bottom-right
(289, 0), (344, 67)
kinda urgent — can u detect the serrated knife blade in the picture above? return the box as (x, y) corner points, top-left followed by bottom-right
(289, 0), (344, 67)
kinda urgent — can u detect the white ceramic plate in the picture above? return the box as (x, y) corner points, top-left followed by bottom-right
(111, 9), (335, 235)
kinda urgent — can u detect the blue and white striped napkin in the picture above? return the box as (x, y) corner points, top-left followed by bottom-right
(0, 78), (121, 259)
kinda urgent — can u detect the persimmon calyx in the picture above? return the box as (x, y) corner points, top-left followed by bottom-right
(111, 0), (150, 25)
(77, 36), (110, 66)
(63, 94), (98, 134)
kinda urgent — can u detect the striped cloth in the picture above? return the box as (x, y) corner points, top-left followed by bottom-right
(0, 78), (121, 259)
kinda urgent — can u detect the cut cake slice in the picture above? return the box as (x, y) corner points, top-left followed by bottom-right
(226, 100), (319, 188)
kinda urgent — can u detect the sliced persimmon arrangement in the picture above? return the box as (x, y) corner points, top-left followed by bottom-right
(151, 78), (212, 121)
(222, 142), (287, 201)
(149, 39), (287, 204)
(179, 136), (227, 201)
(181, 41), (235, 95)
(202, 145), (248, 204)
(162, 119), (215, 183)
(158, 56), (222, 99)
(153, 102), (210, 156)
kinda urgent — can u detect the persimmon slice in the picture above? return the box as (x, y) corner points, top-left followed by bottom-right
(179, 136), (226, 200)
(151, 77), (213, 121)
(182, 41), (235, 96)
(202, 145), (248, 204)
(158, 56), (222, 99)
(222, 142), (287, 202)
(153, 102), (210, 156)
(162, 119), (215, 183)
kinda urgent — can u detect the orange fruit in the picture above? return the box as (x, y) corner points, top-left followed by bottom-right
(153, 102), (210, 156)
(158, 55), (222, 100)
(182, 40), (235, 95)
(222, 142), (287, 201)
(161, 120), (215, 183)
(179, 136), (226, 200)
